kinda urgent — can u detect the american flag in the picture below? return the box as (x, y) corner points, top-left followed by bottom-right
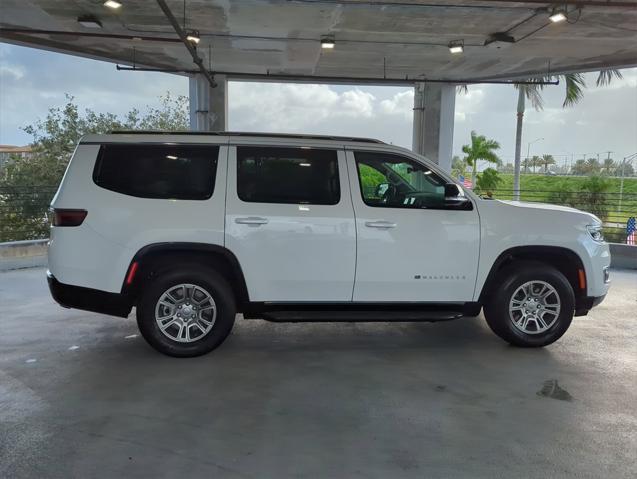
(627, 217), (636, 246)
(458, 175), (472, 189)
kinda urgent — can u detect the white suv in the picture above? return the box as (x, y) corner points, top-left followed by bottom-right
(48, 132), (610, 357)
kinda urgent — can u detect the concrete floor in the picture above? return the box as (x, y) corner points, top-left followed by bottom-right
(1, 268), (636, 478)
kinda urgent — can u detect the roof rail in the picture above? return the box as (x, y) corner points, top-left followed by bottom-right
(109, 130), (385, 144)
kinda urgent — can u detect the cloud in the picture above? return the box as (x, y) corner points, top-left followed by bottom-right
(0, 44), (187, 144)
(0, 43), (635, 166)
(0, 64), (25, 80)
(228, 83), (414, 145)
(379, 90), (413, 119)
(229, 83), (377, 131)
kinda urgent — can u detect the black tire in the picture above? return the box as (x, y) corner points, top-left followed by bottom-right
(483, 262), (575, 348)
(136, 266), (236, 357)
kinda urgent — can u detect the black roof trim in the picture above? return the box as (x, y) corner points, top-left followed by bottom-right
(109, 130), (385, 144)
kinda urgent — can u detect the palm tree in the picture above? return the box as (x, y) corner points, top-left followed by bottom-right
(531, 155), (542, 173)
(541, 154), (556, 173)
(585, 157), (601, 174)
(461, 131), (501, 186)
(511, 69), (622, 199)
(522, 156), (531, 174)
(602, 157), (615, 175)
(476, 167), (503, 197)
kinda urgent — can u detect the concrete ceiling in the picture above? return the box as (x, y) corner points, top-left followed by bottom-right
(1, 1), (637, 84)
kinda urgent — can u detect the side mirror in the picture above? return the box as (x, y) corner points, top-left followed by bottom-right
(444, 183), (472, 209)
(444, 183), (461, 198)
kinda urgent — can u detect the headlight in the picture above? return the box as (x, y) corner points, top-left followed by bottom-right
(586, 224), (605, 242)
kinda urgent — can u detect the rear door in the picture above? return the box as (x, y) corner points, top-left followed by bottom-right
(225, 143), (356, 302)
(347, 149), (480, 302)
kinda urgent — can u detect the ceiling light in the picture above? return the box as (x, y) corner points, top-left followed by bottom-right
(103, 0), (122, 9)
(299, 163), (312, 167)
(321, 37), (335, 49)
(77, 15), (102, 29)
(549, 9), (567, 23)
(186, 30), (201, 44)
(448, 40), (464, 54)
(166, 155), (178, 160)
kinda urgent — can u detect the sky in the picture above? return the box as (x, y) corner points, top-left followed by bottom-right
(1, 43), (636, 169)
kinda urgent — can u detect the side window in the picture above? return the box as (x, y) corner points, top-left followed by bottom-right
(93, 144), (218, 200)
(355, 151), (452, 209)
(237, 146), (340, 205)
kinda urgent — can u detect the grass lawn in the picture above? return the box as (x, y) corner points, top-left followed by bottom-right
(494, 174), (637, 199)
(487, 174), (637, 243)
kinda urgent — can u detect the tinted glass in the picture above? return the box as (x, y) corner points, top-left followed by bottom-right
(355, 151), (449, 209)
(93, 144), (218, 200)
(237, 147), (340, 205)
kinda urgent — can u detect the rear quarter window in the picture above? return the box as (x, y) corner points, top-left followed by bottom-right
(236, 146), (340, 205)
(93, 144), (219, 200)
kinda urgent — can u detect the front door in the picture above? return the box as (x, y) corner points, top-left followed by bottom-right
(225, 144), (356, 302)
(347, 149), (480, 302)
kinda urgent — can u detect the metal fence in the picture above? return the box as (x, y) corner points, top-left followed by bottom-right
(0, 186), (58, 242)
(1, 185), (636, 244)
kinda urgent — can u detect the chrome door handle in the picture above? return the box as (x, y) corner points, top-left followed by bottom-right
(235, 217), (269, 225)
(365, 220), (396, 229)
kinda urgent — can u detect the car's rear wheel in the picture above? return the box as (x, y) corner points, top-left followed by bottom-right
(137, 266), (236, 357)
(484, 262), (575, 347)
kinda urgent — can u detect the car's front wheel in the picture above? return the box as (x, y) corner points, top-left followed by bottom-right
(137, 266), (236, 357)
(484, 262), (575, 347)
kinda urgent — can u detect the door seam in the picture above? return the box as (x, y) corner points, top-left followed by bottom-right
(344, 147), (358, 302)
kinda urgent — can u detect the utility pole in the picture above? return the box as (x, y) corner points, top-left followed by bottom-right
(619, 153), (637, 212)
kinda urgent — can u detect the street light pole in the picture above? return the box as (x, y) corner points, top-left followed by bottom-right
(619, 153), (637, 212)
(525, 137), (544, 175)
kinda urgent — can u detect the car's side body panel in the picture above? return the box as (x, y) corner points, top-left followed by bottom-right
(474, 200), (611, 300)
(49, 138), (227, 293)
(224, 144), (356, 302)
(344, 149), (480, 302)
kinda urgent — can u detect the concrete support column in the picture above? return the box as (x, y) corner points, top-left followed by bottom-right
(412, 82), (456, 172)
(189, 73), (227, 131)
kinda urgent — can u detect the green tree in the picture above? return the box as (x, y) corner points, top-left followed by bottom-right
(572, 159), (588, 176)
(475, 167), (503, 197)
(511, 69), (622, 198)
(530, 155), (542, 173)
(461, 131), (501, 186)
(541, 154), (556, 173)
(0, 93), (189, 241)
(585, 158), (601, 175)
(451, 155), (469, 179)
(547, 182), (575, 207)
(618, 161), (635, 177)
(577, 175), (611, 220)
(522, 156), (532, 174)
(602, 158), (615, 175)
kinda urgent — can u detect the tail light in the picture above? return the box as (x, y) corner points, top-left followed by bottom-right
(50, 208), (87, 227)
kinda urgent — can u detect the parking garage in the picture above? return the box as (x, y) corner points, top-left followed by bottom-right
(1, 1), (637, 477)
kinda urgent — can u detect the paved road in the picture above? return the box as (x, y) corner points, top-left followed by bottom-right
(1, 268), (636, 478)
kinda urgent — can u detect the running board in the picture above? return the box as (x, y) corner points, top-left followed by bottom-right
(260, 310), (464, 323)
